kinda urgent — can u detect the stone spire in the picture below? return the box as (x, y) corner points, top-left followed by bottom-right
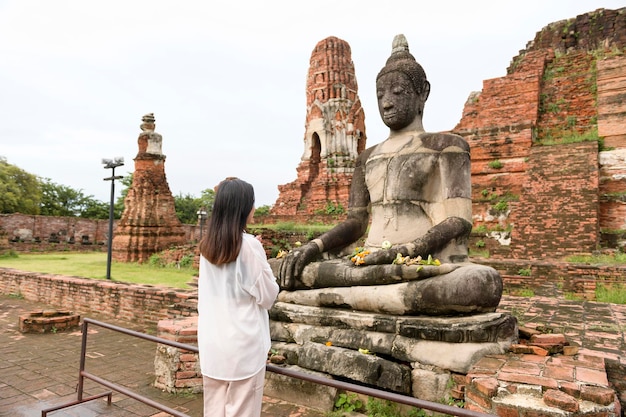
(112, 114), (186, 263)
(272, 36), (366, 217)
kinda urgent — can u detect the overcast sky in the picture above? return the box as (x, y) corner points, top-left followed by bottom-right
(1, 1), (623, 207)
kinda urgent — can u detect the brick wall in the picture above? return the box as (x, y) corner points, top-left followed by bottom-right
(0, 269), (197, 326)
(456, 8), (626, 258)
(0, 213), (111, 245)
(0, 213), (198, 252)
(509, 142), (599, 259)
(477, 258), (626, 299)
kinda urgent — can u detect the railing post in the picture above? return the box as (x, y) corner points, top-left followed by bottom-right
(77, 319), (89, 401)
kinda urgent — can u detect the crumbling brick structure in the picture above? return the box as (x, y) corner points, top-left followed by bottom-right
(112, 114), (186, 263)
(272, 36), (366, 219)
(453, 7), (626, 259)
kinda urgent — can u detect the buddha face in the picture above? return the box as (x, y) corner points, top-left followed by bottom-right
(376, 71), (422, 131)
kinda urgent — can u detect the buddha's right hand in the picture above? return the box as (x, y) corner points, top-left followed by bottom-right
(278, 242), (320, 290)
(363, 245), (411, 265)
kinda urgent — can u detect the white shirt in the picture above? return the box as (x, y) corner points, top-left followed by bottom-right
(197, 233), (279, 381)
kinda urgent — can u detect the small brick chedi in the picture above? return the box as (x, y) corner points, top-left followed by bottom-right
(112, 114), (186, 263)
(272, 36), (366, 218)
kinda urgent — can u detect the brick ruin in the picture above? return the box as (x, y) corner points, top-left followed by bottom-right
(271, 9), (626, 263)
(452, 7), (626, 260)
(271, 36), (366, 219)
(112, 114), (186, 263)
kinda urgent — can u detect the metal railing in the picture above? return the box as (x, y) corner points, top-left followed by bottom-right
(42, 317), (494, 417)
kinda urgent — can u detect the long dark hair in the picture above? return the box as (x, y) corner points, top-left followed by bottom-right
(199, 177), (255, 265)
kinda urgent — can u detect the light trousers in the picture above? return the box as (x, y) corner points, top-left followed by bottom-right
(202, 368), (265, 417)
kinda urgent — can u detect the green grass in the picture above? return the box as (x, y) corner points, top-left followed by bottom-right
(565, 252), (626, 265)
(596, 284), (626, 304)
(251, 222), (334, 234)
(0, 252), (197, 289)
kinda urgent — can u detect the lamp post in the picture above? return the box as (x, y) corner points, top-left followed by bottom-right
(102, 157), (124, 280)
(197, 206), (207, 242)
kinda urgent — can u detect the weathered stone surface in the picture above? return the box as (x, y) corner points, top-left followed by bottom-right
(277, 263), (503, 316)
(397, 312), (517, 343)
(411, 367), (452, 403)
(112, 114), (186, 263)
(264, 365), (337, 412)
(393, 337), (513, 374)
(271, 302), (516, 344)
(272, 36), (366, 220)
(270, 303), (517, 374)
(276, 341), (411, 394)
(270, 322), (395, 356)
(270, 302), (398, 333)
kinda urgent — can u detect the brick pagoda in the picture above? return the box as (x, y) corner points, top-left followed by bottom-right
(272, 36), (366, 218)
(112, 113), (186, 263)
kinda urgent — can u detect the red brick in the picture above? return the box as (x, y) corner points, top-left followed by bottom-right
(543, 389), (579, 412)
(559, 381), (581, 397)
(175, 371), (198, 379)
(466, 389), (493, 410)
(509, 344), (535, 354)
(521, 409), (558, 417)
(471, 356), (507, 372)
(472, 377), (499, 397)
(575, 367), (609, 386)
(501, 360), (541, 376)
(529, 346), (549, 356)
(580, 385), (616, 406)
(182, 362), (199, 371)
(179, 354), (197, 362)
(544, 364), (574, 381)
(530, 334), (567, 345)
(576, 354), (606, 370)
(178, 328), (198, 336)
(518, 326), (541, 339)
(175, 377), (203, 388)
(497, 372), (559, 389)
(465, 402), (490, 414)
(495, 404), (520, 417)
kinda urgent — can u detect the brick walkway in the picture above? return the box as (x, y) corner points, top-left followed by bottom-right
(0, 296), (324, 417)
(0, 294), (624, 416)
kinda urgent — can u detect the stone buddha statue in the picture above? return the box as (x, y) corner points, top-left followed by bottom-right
(276, 34), (503, 316)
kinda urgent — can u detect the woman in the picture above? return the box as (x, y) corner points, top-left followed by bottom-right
(197, 177), (279, 417)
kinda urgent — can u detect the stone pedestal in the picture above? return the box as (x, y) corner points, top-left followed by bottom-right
(269, 302), (518, 401)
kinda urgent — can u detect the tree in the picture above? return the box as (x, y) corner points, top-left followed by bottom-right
(174, 193), (202, 224)
(80, 199), (111, 219)
(0, 157), (41, 214)
(173, 188), (216, 225)
(199, 188), (216, 216)
(39, 178), (93, 217)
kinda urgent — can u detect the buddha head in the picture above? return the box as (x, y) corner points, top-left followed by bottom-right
(376, 34), (430, 130)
